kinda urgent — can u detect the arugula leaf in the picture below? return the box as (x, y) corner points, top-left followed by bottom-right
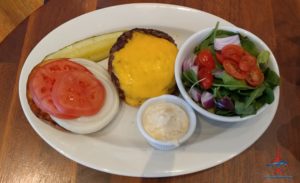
(213, 72), (253, 90)
(182, 70), (198, 87)
(237, 89), (253, 96)
(264, 68), (280, 88)
(194, 38), (210, 53)
(245, 85), (265, 107)
(240, 35), (259, 57)
(210, 22), (219, 44)
(194, 22), (220, 54)
(212, 86), (231, 98)
(215, 30), (237, 38)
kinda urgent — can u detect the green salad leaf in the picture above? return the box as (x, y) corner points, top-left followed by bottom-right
(215, 30), (237, 38)
(264, 68), (280, 88)
(244, 85), (265, 107)
(240, 35), (259, 57)
(234, 100), (257, 116)
(213, 72), (253, 90)
(182, 69), (198, 87)
(257, 50), (270, 71)
(258, 50), (270, 65)
(182, 22), (280, 118)
(194, 22), (220, 54)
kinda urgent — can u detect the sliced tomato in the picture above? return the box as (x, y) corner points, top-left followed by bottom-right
(246, 66), (264, 86)
(52, 70), (106, 116)
(221, 44), (244, 62)
(29, 68), (79, 119)
(38, 97), (79, 119)
(223, 59), (248, 80)
(28, 59), (92, 119)
(216, 52), (224, 64)
(198, 67), (213, 89)
(195, 49), (215, 70)
(29, 67), (54, 100)
(43, 59), (90, 74)
(239, 54), (257, 72)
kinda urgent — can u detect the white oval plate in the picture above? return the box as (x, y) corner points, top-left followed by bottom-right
(19, 3), (279, 177)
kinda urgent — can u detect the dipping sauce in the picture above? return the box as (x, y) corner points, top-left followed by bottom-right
(142, 102), (189, 141)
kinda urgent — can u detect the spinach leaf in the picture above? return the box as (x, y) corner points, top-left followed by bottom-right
(234, 99), (257, 116)
(213, 72), (253, 90)
(254, 100), (265, 110)
(245, 85), (265, 107)
(240, 35), (259, 57)
(264, 68), (280, 88)
(264, 87), (275, 104)
(215, 109), (236, 116)
(258, 86), (274, 104)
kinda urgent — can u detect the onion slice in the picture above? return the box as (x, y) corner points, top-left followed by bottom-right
(190, 65), (198, 75)
(182, 56), (195, 72)
(189, 88), (201, 102)
(216, 96), (234, 111)
(214, 35), (241, 50)
(212, 69), (224, 78)
(201, 91), (215, 109)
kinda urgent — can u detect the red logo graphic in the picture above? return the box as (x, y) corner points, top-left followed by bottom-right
(265, 147), (292, 179)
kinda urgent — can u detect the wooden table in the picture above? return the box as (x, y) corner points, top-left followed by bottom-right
(0, 0), (299, 182)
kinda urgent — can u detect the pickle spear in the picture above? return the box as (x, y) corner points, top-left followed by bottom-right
(44, 31), (123, 62)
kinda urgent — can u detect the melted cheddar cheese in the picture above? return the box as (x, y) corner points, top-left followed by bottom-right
(112, 32), (178, 106)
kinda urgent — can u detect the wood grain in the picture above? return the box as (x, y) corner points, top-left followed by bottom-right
(0, 0), (43, 42)
(0, 0), (299, 182)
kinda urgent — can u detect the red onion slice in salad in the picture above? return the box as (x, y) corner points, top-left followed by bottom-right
(214, 35), (241, 50)
(182, 55), (195, 72)
(201, 91), (215, 109)
(189, 88), (201, 102)
(216, 96), (234, 111)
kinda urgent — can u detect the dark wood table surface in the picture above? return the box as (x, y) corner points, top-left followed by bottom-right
(0, 0), (299, 182)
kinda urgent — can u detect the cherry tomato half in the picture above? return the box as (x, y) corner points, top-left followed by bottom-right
(195, 49), (215, 70)
(221, 44), (244, 62)
(246, 66), (264, 86)
(239, 54), (257, 72)
(198, 67), (213, 89)
(223, 59), (248, 80)
(216, 52), (224, 64)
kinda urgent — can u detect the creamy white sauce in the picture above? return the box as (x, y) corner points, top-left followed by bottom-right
(50, 58), (119, 134)
(142, 102), (189, 141)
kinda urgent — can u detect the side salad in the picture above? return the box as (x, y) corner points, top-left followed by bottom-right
(182, 23), (280, 117)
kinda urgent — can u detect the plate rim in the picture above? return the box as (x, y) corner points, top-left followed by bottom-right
(18, 3), (279, 177)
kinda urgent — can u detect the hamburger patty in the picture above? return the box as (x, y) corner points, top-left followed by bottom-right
(108, 28), (178, 106)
